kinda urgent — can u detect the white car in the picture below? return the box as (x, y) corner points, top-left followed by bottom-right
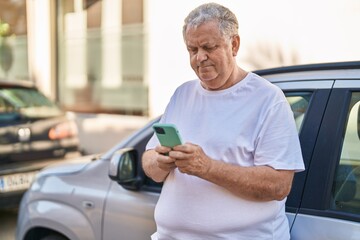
(16, 61), (360, 240)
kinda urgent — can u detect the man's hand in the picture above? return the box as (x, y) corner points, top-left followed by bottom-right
(154, 145), (177, 172)
(170, 143), (212, 177)
(142, 144), (181, 183)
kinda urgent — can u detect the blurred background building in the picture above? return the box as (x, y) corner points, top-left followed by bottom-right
(0, 0), (359, 150)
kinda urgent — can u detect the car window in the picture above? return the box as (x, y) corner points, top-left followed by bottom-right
(285, 92), (312, 133)
(0, 94), (19, 122)
(331, 92), (360, 214)
(0, 88), (63, 118)
(0, 96), (14, 113)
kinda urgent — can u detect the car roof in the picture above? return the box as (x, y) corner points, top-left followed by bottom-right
(0, 79), (36, 89)
(254, 61), (360, 83)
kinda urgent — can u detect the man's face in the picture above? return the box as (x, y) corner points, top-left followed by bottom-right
(185, 20), (237, 90)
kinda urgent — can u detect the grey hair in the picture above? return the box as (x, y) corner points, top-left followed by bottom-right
(182, 2), (239, 40)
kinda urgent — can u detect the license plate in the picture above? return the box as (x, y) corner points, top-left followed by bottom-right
(0, 171), (38, 193)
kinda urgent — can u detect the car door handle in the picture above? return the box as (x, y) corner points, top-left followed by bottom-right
(82, 201), (94, 209)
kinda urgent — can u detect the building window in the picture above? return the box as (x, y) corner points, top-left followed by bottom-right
(57, 0), (147, 116)
(0, 0), (28, 80)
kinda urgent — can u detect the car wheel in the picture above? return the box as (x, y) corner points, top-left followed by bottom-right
(40, 234), (68, 240)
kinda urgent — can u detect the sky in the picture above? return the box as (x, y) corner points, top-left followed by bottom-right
(227, 0), (360, 68)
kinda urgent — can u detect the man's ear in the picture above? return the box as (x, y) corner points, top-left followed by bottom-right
(231, 34), (240, 56)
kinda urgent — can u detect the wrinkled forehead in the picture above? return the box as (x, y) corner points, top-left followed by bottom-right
(184, 19), (223, 39)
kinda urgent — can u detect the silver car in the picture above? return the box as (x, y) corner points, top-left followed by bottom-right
(16, 61), (360, 240)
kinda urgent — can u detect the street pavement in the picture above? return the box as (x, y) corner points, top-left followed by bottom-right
(0, 208), (17, 240)
(73, 113), (150, 154)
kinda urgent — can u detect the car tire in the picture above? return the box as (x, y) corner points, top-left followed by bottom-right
(40, 234), (68, 240)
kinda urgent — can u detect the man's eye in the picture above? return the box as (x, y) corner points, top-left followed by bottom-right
(204, 46), (216, 51)
(188, 48), (197, 54)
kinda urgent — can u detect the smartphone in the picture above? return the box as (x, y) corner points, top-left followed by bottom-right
(152, 123), (183, 148)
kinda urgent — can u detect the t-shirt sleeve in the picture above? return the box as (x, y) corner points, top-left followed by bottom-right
(254, 100), (305, 172)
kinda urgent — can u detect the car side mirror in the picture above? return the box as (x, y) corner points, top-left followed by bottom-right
(108, 148), (143, 191)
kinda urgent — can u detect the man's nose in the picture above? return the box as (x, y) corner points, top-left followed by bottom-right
(196, 49), (208, 63)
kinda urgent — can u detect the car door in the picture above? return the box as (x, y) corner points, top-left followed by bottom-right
(291, 80), (360, 239)
(102, 126), (161, 240)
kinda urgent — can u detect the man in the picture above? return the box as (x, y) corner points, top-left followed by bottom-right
(142, 3), (304, 239)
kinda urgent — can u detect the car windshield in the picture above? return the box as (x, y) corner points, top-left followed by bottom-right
(0, 88), (63, 118)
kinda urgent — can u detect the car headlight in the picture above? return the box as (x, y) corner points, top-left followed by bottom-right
(48, 121), (78, 140)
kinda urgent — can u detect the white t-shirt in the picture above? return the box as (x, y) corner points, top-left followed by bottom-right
(146, 72), (305, 240)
